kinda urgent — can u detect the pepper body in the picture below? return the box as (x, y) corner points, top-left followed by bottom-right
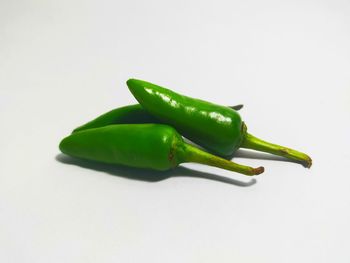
(127, 79), (243, 157)
(61, 124), (183, 170)
(59, 124), (263, 175)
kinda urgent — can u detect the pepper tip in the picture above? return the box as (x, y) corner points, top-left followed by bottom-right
(126, 78), (136, 86)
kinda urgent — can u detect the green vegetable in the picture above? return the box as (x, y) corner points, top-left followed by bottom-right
(60, 124), (264, 175)
(73, 104), (243, 133)
(127, 79), (312, 167)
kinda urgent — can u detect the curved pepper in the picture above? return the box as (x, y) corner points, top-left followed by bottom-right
(127, 79), (312, 167)
(60, 124), (264, 175)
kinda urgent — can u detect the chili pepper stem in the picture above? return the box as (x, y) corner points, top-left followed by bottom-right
(240, 132), (312, 168)
(229, 104), (244, 111)
(181, 143), (264, 176)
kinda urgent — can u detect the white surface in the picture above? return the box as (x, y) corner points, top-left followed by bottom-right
(1, 0), (350, 262)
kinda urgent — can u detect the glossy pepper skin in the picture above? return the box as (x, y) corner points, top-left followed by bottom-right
(127, 79), (243, 157)
(60, 124), (264, 175)
(72, 104), (243, 134)
(127, 79), (312, 167)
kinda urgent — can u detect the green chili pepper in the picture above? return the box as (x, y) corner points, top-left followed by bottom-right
(59, 124), (264, 175)
(127, 79), (312, 168)
(72, 104), (243, 133)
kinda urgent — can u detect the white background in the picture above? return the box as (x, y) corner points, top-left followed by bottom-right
(1, 0), (350, 262)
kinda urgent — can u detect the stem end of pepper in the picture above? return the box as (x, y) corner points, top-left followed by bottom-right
(182, 143), (265, 176)
(304, 156), (312, 168)
(241, 131), (312, 169)
(253, 166), (265, 175)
